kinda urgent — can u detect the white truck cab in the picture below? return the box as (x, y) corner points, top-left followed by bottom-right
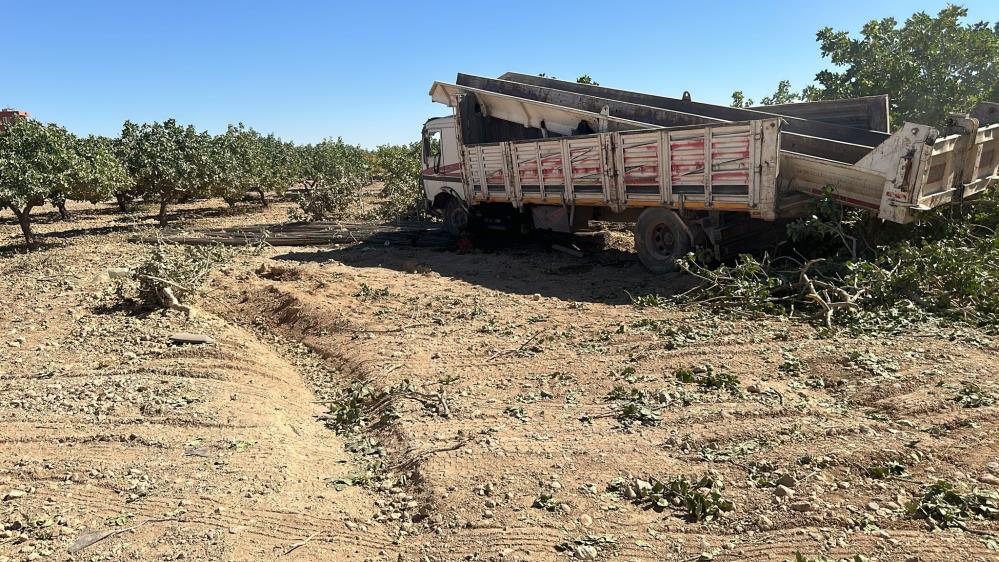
(420, 116), (468, 234)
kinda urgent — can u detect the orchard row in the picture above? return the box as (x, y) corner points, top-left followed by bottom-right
(0, 116), (422, 244)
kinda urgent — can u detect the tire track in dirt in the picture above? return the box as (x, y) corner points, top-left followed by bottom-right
(2, 291), (396, 560)
(201, 253), (999, 562)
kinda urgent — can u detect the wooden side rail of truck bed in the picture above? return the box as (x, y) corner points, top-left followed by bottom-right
(462, 119), (782, 219)
(432, 81), (999, 225)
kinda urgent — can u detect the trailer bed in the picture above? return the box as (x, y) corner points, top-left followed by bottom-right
(430, 75), (999, 224)
(464, 119), (781, 218)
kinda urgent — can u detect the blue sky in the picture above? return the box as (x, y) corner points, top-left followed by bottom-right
(2, 1), (997, 147)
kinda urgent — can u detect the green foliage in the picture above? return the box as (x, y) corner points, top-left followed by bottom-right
(208, 124), (297, 208)
(554, 535), (618, 555)
(372, 142), (424, 220)
(208, 123), (262, 208)
(812, 5), (999, 126)
(134, 238), (238, 307)
(906, 480), (999, 530)
(70, 135), (129, 205)
(866, 460), (906, 479)
(678, 188), (999, 331)
(0, 116), (80, 243)
(119, 118), (212, 225)
(731, 6), (999, 126)
(327, 470), (375, 491)
(607, 474), (733, 522)
(2, 113), (295, 232)
(627, 292), (672, 309)
(257, 134), (296, 201)
(730, 91), (753, 108)
(295, 137), (371, 220)
(504, 405), (529, 422)
(953, 383), (996, 408)
(115, 120), (294, 217)
(603, 384), (669, 428)
(323, 381), (394, 434)
(628, 318), (711, 349)
(732, 80), (807, 108)
(354, 283), (390, 301)
(759, 80), (804, 105)
(677, 254), (793, 316)
(675, 366), (741, 394)
(536, 73), (599, 86)
(606, 385), (656, 403)
(614, 401), (662, 428)
(532, 493), (559, 511)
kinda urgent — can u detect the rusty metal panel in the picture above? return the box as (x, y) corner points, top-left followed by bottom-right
(481, 145), (508, 201)
(465, 144), (509, 202)
(501, 143), (517, 207)
(611, 122), (768, 211)
(709, 125), (753, 186)
(617, 131), (660, 204)
(754, 119), (781, 220)
(511, 142), (541, 200)
(668, 128), (708, 203)
(917, 122), (999, 207)
(659, 130), (672, 204)
(538, 139), (567, 201)
(560, 142), (575, 203)
(564, 136), (606, 202)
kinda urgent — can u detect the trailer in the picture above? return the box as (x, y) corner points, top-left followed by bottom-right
(421, 72), (999, 272)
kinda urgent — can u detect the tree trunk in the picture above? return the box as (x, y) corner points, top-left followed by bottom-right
(158, 199), (170, 227)
(115, 193), (131, 213)
(257, 188), (268, 207)
(56, 200), (70, 220)
(10, 205), (35, 246)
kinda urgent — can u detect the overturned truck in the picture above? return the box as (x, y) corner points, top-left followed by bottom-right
(420, 72), (999, 272)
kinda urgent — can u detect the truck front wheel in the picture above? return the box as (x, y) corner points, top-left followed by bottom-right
(443, 198), (470, 236)
(634, 208), (692, 273)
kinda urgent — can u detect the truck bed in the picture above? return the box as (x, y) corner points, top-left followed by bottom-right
(430, 75), (999, 223)
(463, 119), (781, 218)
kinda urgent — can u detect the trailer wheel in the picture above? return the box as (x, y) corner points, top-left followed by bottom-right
(634, 208), (691, 273)
(443, 198), (470, 236)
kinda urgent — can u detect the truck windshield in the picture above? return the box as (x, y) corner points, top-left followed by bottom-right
(423, 129), (442, 170)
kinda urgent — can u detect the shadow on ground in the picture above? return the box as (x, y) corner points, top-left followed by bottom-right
(273, 233), (697, 305)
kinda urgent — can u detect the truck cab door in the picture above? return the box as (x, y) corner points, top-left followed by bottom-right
(423, 128), (442, 173)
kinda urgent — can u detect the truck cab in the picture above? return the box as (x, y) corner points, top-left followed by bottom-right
(421, 116), (471, 234)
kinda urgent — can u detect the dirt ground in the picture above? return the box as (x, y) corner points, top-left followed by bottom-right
(1, 199), (998, 562)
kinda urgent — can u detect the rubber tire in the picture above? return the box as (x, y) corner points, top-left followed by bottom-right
(634, 208), (692, 273)
(443, 197), (470, 237)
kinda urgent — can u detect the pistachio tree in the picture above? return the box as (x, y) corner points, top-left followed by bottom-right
(295, 138), (370, 220)
(206, 125), (252, 209)
(119, 119), (210, 226)
(0, 117), (79, 244)
(372, 142), (423, 220)
(810, 5), (999, 126)
(255, 134), (296, 206)
(65, 135), (130, 218)
(731, 6), (999, 125)
(208, 125), (297, 209)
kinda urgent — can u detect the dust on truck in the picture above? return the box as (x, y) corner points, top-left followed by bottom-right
(420, 72), (999, 272)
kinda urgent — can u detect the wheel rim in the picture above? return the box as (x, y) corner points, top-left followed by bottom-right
(650, 223), (674, 258)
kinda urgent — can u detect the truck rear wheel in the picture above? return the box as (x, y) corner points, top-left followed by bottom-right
(443, 198), (470, 236)
(634, 208), (691, 273)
